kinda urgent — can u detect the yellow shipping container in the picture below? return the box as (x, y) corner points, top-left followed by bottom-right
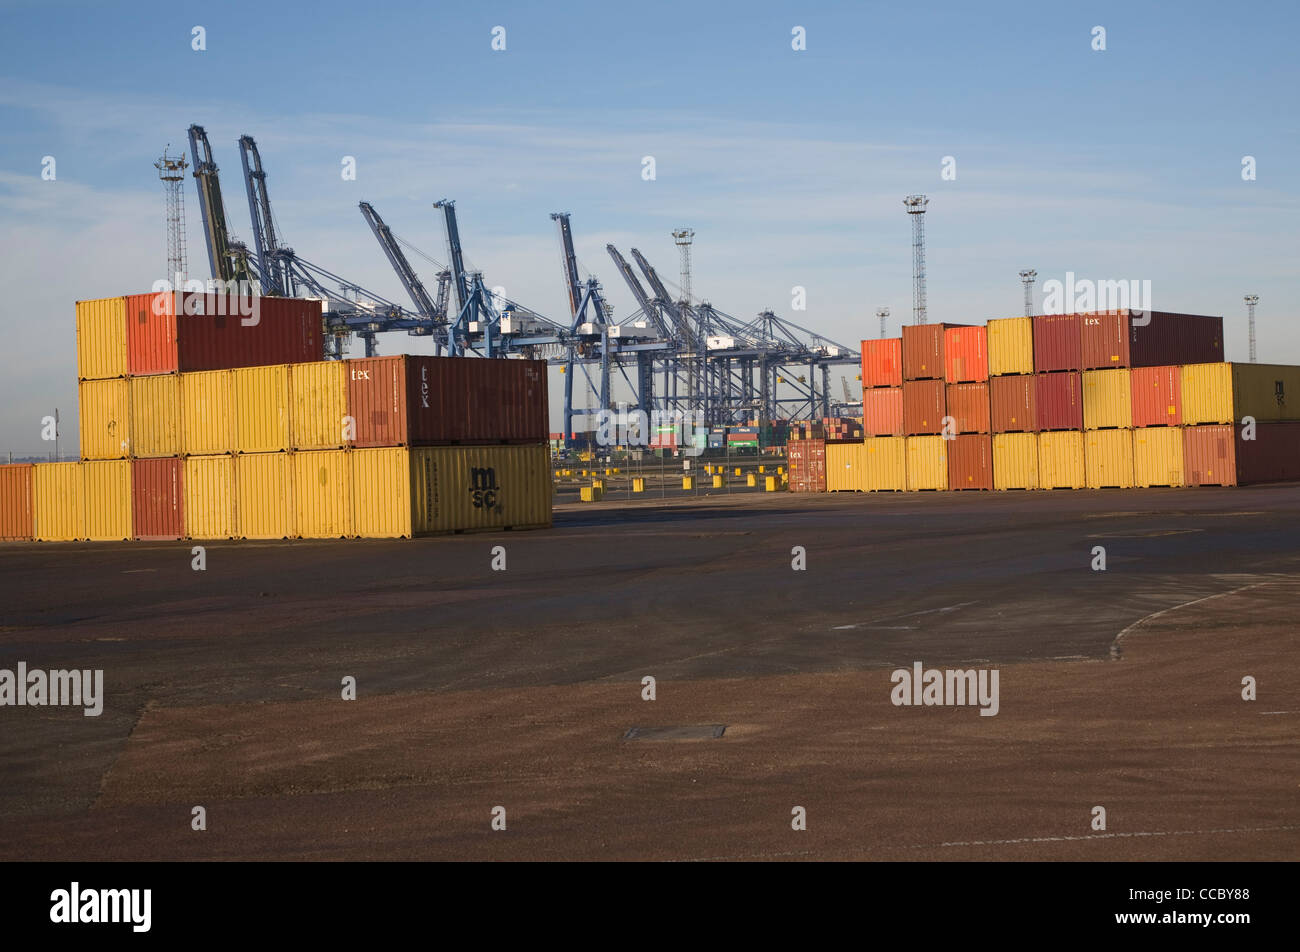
(1082, 368), (1132, 430)
(826, 441), (863, 492)
(78, 378), (131, 460)
(129, 374), (183, 458)
(987, 317), (1034, 376)
(183, 370), (236, 455)
(862, 436), (906, 490)
(1132, 427), (1184, 487)
(294, 450), (352, 538)
(1037, 431), (1085, 489)
(1085, 429), (1134, 489)
(1182, 362), (1300, 425)
(236, 452), (295, 539)
(82, 459), (132, 541)
(234, 364), (292, 453)
(75, 297), (127, 381)
(352, 447), (413, 538)
(410, 444), (552, 534)
(34, 461), (85, 541)
(905, 435), (948, 490)
(290, 361), (347, 451)
(993, 432), (1039, 490)
(185, 455), (237, 539)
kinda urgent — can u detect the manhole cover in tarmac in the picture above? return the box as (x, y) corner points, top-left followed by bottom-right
(623, 725), (727, 741)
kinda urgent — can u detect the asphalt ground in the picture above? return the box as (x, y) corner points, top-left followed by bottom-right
(0, 485), (1296, 860)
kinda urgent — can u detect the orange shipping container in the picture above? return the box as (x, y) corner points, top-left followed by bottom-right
(1129, 365), (1181, 427)
(989, 374), (1036, 433)
(943, 326), (988, 383)
(903, 378), (946, 435)
(902, 323), (967, 381)
(0, 464), (35, 540)
(947, 434), (992, 490)
(1182, 425), (1235, 487)
(862, 387), (903, 436)
(860, 338), (903, 389)
(945, 382), (990, 434)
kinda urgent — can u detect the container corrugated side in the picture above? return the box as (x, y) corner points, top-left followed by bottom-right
(1230, 363), (1300, 423)
(902, 324), (945, 381)
(1082, 368), (1132, 430)
(1127, 311), (1223, 368)
(124, 291), (177, 375)
(903, 378), (946, 435)
(786, 439), (826, 493)
(905, 436), (948, 490)
(236, 452), (295, 539)
(1085, 429), (1134, 488)
(182, 370), (236, 455)
(184, 455), (237, 539)
(1181, 363), (1232, 425)
(1038, 431), (1085, 489)
(947, 434), (992, 490)
(945, 382), (990, 434)
(993, 433), (1038, 490)
(826, 441), (862, 492)
(987, 317), (1034, 376)
(0, 463), (35, 540)
(862, 387), (903, 436)
(75, 297), (127, 381)
(78, 378), (131, 460)
(129, 373), (183, 458)
(1182, 425), (1235, 487)
(989, 374), (1036, 432)
(405, 356), (550, 445)
(347, 356), (409, 448)
(290, 361), (348, 450)
(83, 459), (132, 541)
(1130, 366), (1181, 427)
(233, 364), (291, 453)
(1035, 371), (1083, 431)
(174, 294), (323, 373)
(943, 326), (988, 383)
(34, 462), (85, 541)
(131, 458), (184, 540)
(1079, 310), (1128, 370)
(294, 449), (352, 538)
(1237, 422), (1300, 485)
(861, 436), (905, 490)
(1033, 314), (1082, 372)
(352, 447), (414, 536)
(409, 444), (552, 534)
(1132, 427), (1184, 487)
(861, 338), (903, 388)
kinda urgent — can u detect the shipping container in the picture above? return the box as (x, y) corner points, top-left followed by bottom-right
(987, 316), (1034, 376)
(903, 378), (946, 435)
(233, 364), (292, 453)
(290, 360), (348, 450)
(184, 455), (237, 539)
(1038, 431), (1086, 489)
(1080, 310), (1224, 369)
(1181, 363), (1300, 425)
(352, 447), (414, 536)
(1130, 365), (1181, 427)
(83, 460), (132, 541)
(34, 462), (85, 541)
(1082, 368), (1132, 430)
(124, 291), (323, 376)
(1132, 427), (1184, 487)
(943, 326), (988, 383)
(75, 297), (127, 381)
(947, 434), (992, 490)
(862, 387), (904, 436)
(129, 373), (183, 458)
(989, 374), (1036, 433)
(1033, 314), (1082, 372)
(1085, 429), (1134, 489)
(903, 323), (966, 381)
(0, 464), (35, 540)
(78, 377), (131, 459)
(1035, 371), (1083, 431)
(1236, 422), (1300, 485)
(236, 452), (295, 539)
(992, 433), (1038, 490)
(182, 370), (236, 455)
(905, 436), (948, 490)
(826, 441), (862, 492)
(409, 444), (552, 534)
(861, 436), (906, 491)
(131, 458), (183, 540)
(787, 439), (827, 493)
(861, 338), (903, 389)
(1182, 425), (1235, 487)
(294, 449), (352, 538)
(945, 382), (990, 433)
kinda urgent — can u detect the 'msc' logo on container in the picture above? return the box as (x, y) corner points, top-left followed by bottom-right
(469, 467), (501, 512)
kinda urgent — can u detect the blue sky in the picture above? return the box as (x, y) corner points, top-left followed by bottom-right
(1, 0), (1298, 451)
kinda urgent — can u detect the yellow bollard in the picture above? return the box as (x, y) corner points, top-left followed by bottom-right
(581, 469), (588, 476)
(613, 467), (620, 474)
(734, 467), (742, 476)
(632, 477), (645, 493)
(758, 465), (765, 473)
(747, 474), (756, 486)
(712, 474), (723, 488)
(765, 476), (778, 492)
(778, 466), (784, 475)
(682, 476), (694, 490)
(581, 485), (604, 502)
(592, 478), (604, 490)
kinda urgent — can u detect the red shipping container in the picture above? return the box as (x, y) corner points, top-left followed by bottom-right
(125, 291), (322, 376)
(1035, 372), (1083, 431)
(1237, 422), (1300, 486)
(0, 463), (35, 540)
(861, 338), (903, 389)
(132, 458), (184, 540)
(989, 374), (1037, 433)
(947, 434), (993, 490)
(1130, 365), (1181, 427)
(346, 355), (549, 446)
(944, 326), (988, 383)
(945, 382), (990, 434)
(902, 323), (968, 381)
(862, 387), (903, 436)
(1081, 310), (1224, 369)
(787, 439), (826, 492)
(903, 378), (946, 435)
(1033, 314), (1082, 372)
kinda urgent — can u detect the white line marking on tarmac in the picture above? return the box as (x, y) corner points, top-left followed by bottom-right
(916, 824), (1300, 849)
(1109, 581), (1270, 660)
(1260, 711), (1294, 715)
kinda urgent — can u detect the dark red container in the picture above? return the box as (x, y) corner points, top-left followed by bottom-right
(1081, 310), (1225, 369)
(861, 338), (903, 389)
(1033, 314), (1082, 372)
(131, 458), (184, 540)
(125, 291), (323, 376)
(945, 382), (990, 433)
(862, 387), (903, 436)
(0, 463), (34, 540)
(903, 378), (946, 435)
(947, 434), (993, 490)
(1035, 372), (1083, 431)
(346, 355), (549, 446)
(944, 326), (988, 383)
(1237, 422), (1300, 486)
(989, 374), (1037, 433)
(1130, 365), (1181, 427)
(787, 439), (827, 493)
(903, 323), (967, 381)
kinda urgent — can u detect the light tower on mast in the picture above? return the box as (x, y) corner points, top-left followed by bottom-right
(875, 306), (890, 338)
(903, 195), (928, 324)
(1244, 294), (1259, 363)
(671, 227), (695, 306)
(155, 147), (189, 287)
(1019, 269), (1037, 317)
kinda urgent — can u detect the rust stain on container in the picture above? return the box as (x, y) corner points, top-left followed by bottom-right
(944, 326), (988, 383)
(990, 374), (1037, 433)
(0, 464), (35, 540)
(862, 387), (903, 436)
(1035, 372), (1083, 431)
(1033, 314), (1082, 372)
(132, 458), (184, 540)
(860, 338), (903, 389)
(947, 434), (992, 490)
(945, 382), (990, 434)
(1130, 365), (1181, 428)
(903, 378), (946, 435)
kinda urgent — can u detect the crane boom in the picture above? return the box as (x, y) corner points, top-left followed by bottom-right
(550, 213), (584, 318)
(238, 135), (285, 295)
(358, 202), (439, 320)
(433, 200), (470, 315)
(186, 124), (252, 285)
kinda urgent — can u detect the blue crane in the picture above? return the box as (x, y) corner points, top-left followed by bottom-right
(358, 201), (448, 351)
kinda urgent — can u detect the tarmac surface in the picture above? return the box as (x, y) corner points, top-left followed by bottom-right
(1, 485), (1297, 860)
